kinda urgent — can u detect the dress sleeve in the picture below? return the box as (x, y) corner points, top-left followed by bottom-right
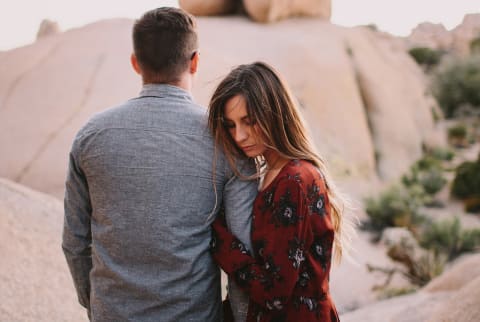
(211, 177), (307, 312)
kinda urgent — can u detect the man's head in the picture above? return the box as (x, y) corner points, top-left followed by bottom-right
(132, 7), (198, 85)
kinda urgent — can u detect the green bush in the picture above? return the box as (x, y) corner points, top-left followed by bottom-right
(432, 56), (480, 118)
(387, 240), (445, 287)
(365, 185), (426, 235)
(426, 146), (455, 161)
(451, 158), (480, 199)
(408, 47), (443, 69)
(471, 37), (480, 55)
(465, 197), (480, 213)
(448, 124), (469, 147)
(448, 124), (468, 138)
(420, 217), (480, 260)
(402, 156), (447, 196)
(419, 168), (447, 195)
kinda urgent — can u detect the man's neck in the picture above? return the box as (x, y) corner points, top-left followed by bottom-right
(143, 74), (192, 93)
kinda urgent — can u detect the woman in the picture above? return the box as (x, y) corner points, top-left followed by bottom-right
(208, 62), (349, 322)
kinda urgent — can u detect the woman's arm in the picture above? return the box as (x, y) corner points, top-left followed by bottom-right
(211, 177), (308, 312)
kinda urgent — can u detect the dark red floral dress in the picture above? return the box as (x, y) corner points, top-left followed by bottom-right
(211, 159), (339, 322)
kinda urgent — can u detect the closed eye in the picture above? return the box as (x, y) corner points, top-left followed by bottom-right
(223, 120), (235, 129)
(244, 118), (256, 126)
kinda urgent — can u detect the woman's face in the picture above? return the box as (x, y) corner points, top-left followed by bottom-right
(223, 95), (267, 158)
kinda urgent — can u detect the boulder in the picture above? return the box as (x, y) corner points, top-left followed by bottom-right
(341, 253), (480, 321)
(427, 275), (480, 322)
(0, 17), (441, 199)
(340, 291), (449, 322)
(0, 178), (88, 321)
(36, 19), (60, 39)
(343, 27), (444, 181)
(406, 13), (480, 57)
(451, 13), (480, 56)
(178, 0), (237, 16)
(407, 22), (453, 50)
(243, 0), (331, 23)
(424, 253), (480, 293)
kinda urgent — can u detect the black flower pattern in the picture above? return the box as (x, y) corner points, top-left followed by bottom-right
(294, 296), (318, 312)
(231, 239), (250, 255)
(261, 188), (275, 212)
(307, 183), (326, 216)
(310, 236), (332, 272)
(253, 239), (267, 258)
(287, 172), (302, 184)
(272, 189), (299, 227)
(234, 263), (256, 288)
(288, 237), (305, 269)
(296, 271), (311, 288)
(258, 255), (282, 290)
(265, 297), (285, 311)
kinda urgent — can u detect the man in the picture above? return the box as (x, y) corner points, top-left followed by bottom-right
(62, 7), (255, 322)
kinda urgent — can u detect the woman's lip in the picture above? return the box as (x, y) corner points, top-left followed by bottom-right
(241, 145), (255, 151)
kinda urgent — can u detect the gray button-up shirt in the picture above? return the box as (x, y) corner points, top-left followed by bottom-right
(62, 84), (256, 322)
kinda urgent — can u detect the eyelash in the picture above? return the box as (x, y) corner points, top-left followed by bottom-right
(223, 119), (255, 129)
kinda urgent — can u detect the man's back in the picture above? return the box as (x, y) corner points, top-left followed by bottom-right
(63, 84), (251, 321)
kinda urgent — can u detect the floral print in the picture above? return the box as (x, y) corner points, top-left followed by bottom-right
(211, 160), (339, 321)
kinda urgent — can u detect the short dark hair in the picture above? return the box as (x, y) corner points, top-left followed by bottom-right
(132, 7), (198, 83)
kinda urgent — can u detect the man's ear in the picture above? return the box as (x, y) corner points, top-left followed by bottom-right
(190, 51), (199, 74)
(131, 53), (141, 75)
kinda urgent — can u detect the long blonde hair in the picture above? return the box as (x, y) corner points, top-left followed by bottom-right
(208, 62), (352, 262)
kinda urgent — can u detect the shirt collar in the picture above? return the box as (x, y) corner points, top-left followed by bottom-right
(138, 84), (194, 103)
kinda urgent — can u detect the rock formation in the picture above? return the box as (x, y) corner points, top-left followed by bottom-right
(178, 0), (238, 16)
(242, 0), (331, 23)
(407, 13), (480, 56)
(0, 178), (88, 321)
(451, 13), (480, 56)
(179, 0), (331, 23)
(0, 17), (443, 199)
(36, 19), (60, 39)
(340, 253), (480, 321)
(407, 22), (453, 50)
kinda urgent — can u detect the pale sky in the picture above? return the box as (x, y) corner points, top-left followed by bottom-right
(0, 0), (478, 51)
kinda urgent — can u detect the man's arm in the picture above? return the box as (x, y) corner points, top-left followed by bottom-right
(223, 159), (257, 322)
(223, 158), (257, 252)
(62, 144), (93, 312)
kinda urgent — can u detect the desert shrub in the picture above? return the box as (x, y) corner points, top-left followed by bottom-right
(432, 56), (480, 118)
(451, 157), (480, 199)
(403, 251), (445, 286)
(471, 36), (480, 55)
(408, 47), (443, 70)
(386, 239), (445, 286)
(378, 287), (417, 300)
(448, 124), (468, 138)
(420, 217), (480, 260)
(426, 146), (455, 161)
(365, 185), (426, 235)
(419, 168), (447, 195)
(448, 124), (469, 147)
(365, 23), (378, 32)
(402, 156), (447, 196)
(464, 197), (480, 213)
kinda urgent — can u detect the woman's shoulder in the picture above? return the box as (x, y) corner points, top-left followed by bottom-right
(280, 159), (326, 190)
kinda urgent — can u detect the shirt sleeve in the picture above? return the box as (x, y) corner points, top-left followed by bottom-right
(62, 139), (93, 311)
(222, 158), (257, 321)
(211, 177), (307, 312)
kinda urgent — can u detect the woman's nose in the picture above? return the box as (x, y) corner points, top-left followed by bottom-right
(234, 125), (248, 143)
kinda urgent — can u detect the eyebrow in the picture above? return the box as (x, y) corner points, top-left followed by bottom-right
(223, 115), (251, 122)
